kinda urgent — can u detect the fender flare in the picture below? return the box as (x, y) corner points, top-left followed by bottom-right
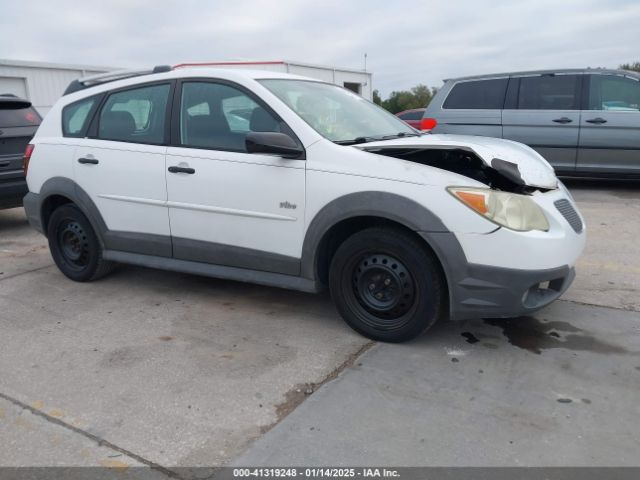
(36, 176), (109, 246)
(300, 191), (450, 280)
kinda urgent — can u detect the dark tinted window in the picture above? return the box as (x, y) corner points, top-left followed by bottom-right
(0, 105), (40, 128)
(62, 97), (96, 137)
(588, 75), (640, 111)
(398, 110), (423, 120)
(180, 82), (283, 152)
(443, 79), (508, 109)
(98, 84), (170, 144)
(517, 75), (579, 110)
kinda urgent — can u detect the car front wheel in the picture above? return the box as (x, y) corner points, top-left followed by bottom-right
(329, 227), (444, 342)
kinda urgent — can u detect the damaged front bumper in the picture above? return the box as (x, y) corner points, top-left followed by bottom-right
(421, 230), (577, 320)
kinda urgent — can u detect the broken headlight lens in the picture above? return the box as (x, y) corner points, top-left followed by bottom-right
(447, 187), (549, 232)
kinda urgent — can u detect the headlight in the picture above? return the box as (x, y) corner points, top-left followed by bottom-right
(447, 187), (549, 232)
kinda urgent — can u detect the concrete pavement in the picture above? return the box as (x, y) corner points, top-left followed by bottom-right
(1, 180), (639, 471)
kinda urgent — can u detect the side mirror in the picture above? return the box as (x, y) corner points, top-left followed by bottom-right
(245, 132), (304, 159)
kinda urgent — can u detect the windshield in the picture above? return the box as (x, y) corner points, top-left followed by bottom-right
(259, 79), (417, 144)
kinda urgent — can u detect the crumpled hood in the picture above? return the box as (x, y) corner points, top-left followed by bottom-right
(355, 134), (558, 189)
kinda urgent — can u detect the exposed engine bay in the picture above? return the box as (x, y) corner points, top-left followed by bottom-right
(368, 147), (554, 195)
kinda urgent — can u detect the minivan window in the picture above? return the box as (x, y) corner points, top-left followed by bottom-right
(62, 97), (96, 137)
(517, 75), (579, 110)
(443, 79), (508, 110)
(588, 75), (640, 111)
(98, 84), (170, 144)
(180, 82), (283, 151)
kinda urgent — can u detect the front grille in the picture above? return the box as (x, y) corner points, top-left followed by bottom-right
(554, 199), (583, 233)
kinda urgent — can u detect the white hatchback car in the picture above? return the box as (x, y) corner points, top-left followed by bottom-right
(23, 66), (586, 342)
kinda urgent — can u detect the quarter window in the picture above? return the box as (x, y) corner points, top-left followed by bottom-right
(443, 79), (508, 110)
(180, 82), (283, 151)
(517, 75), (579, 110)
(98, 84), (170, 144)
(62, 97), (96, 137)
(588, 75), (640, 111)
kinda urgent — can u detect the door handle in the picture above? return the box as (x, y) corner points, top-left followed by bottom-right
(585, 117), (607, 124)
(552, 117), (573, 124)
(78, 157), (99, 165)
(0, 161), (9, 168)
(168, 166), (195, 174)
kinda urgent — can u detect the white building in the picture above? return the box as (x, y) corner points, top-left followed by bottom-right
(174, 60), (373, 100)
(0, 59), (111, 116)
(0, 59), (373, 117)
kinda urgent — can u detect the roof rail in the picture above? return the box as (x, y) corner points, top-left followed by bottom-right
(63, 65), (172, 96)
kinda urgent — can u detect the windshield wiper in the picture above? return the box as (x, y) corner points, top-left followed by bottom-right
(334, 132), (421, 146)
(380, 132), (422, 140)
(334, 136), (376, 145)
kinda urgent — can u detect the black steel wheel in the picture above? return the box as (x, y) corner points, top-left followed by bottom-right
(329, 227), (444, 342)
(47, 204), (115, 282)
(56, 219), (91, 271)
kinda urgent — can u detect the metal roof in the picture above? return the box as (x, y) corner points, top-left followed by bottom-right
(0, 58), (118, 72)
(173, 60), (371, 76)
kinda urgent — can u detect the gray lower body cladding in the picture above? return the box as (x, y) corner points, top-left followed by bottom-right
(24, 190), (574, 319)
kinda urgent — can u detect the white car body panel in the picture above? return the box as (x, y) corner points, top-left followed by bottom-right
(72, 140), (170, 236)
(358, 134), (558, 190)
(165, 147), (306, 258)
(304, 140), (499, 235)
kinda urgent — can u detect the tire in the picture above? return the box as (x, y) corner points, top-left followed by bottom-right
(47, 204), (115, 282)
(329, 227), (445, 343)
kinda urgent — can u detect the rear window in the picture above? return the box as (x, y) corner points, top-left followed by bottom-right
(517, 75), (579, 110)
(0, 106), (41, 128)
(62, 97), (97, 137)
(443, 79), (508, 110)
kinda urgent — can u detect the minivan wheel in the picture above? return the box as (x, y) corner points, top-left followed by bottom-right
(47, 204), (115, 282)
(329, 227), (444, 343)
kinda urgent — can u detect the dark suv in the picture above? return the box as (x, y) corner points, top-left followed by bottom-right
(0, 94), (41, 209)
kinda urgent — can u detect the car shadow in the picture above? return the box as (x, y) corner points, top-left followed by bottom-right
(0, 207), (29, 232)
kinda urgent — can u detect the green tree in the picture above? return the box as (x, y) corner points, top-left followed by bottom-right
(377, 84), (438, 114)
(620, 62), (640, 72)
(372, 89), (383, 106)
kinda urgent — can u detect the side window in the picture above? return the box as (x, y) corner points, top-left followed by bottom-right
(62, 97), (96, 137)
(588, 75), (640, 111)
(443, 79), (508, 109)
(98, 84), (170, 144)
(180, 82), (282, 151)
(517, 75), (579, 110)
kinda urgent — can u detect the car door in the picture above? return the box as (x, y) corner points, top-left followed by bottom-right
(165, 79), (306, 275)
(73, 82), (173, 256)
(577, 73), (640, 175)
(502, 74), (582, 173)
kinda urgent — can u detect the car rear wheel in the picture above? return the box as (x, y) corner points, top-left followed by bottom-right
(329, 227), (445, 343)
(47, 204), (115, 282)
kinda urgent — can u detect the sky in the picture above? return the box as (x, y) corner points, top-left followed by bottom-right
(1, 0), (639, 96)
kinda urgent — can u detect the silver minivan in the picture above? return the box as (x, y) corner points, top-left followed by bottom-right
(423, 69), (640, 177)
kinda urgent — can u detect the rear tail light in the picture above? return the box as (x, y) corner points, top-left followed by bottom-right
(420, 118), (437, 131)
(23, 144), (34, 176)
